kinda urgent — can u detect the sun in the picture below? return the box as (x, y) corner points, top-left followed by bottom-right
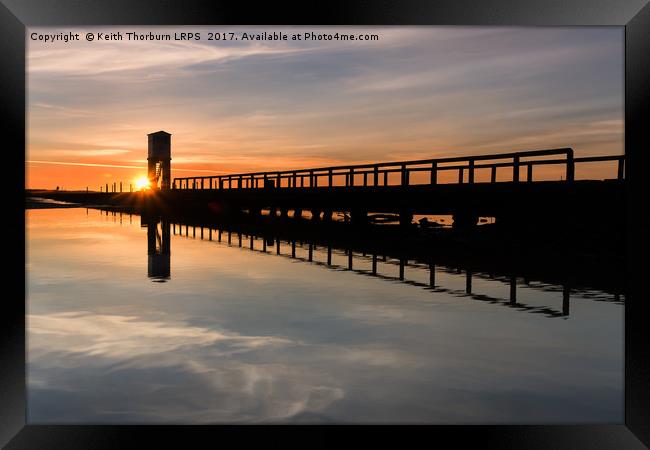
(134, 176), (150, 191)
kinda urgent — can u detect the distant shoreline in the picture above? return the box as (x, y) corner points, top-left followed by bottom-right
(25, 197), (81, 209)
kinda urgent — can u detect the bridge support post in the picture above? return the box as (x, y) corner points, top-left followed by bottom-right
(399, 210), (413, 228)
(351, 209), (368, 226)
(452, 211), (478, 230)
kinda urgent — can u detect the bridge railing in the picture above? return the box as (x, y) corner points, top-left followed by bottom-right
(171, 148), (625, 190)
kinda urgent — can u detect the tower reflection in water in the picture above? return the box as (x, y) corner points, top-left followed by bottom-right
(126, 209), (624, 317)
(142, 215), (170, 282)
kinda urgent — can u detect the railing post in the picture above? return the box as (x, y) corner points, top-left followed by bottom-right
(239, 176), (243, 189)
(527, 164), (533, 182)
(566, 149), (574, 182)
(363, 172), (368, 187)
(277, 173), (281, 188)
(401, 164), (408, 186)
(383, 171), (388, 186)
(458, 168), (464, 184)
(513, 156), (520, 183)
(328, 169), (333, 187)
(201, 178), (204, 189)
(468, 159), (474, 184)
(618, 157), (625, 180)
(374, 166), (379, 186)
(349, 168), (354, 187)
(491, 166), (497, 183)
(310, 170), (314, 187)
(430, 162), (437, 185)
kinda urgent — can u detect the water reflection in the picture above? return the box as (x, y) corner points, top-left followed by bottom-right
(161, 217), (623, 319)
(26, 207), (624, 424)
(144, 215), (170, 281)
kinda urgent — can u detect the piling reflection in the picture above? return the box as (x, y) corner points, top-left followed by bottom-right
(143, 215), (170, 281)
(163, 216), (623, 319)
(93, 207), (624, 317)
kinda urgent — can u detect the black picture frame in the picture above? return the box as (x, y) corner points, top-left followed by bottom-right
(2, 0), (649, 447)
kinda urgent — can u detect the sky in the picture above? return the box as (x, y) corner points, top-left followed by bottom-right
(26, 26), (624, 190)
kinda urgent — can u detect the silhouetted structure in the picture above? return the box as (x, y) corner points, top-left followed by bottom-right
(31, 142), (625, 238)
(169, 147), (625, 229)
(143, 215), (171, 281)
(148, 131), (171, 190)
(163, 216), (624, 318)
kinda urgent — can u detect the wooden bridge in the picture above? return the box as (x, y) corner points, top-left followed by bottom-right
(167, 148), (625, 228)
(172, 148), (624, 190)
(29, 147), (625, 231)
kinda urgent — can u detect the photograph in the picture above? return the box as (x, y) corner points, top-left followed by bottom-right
(2, 0), (648, 447)
(24, 25), (626, 423)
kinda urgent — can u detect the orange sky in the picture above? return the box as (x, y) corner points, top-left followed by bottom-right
(27, 26), (624, 190)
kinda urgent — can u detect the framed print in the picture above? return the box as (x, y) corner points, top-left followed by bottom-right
(3, 0), (649, 447)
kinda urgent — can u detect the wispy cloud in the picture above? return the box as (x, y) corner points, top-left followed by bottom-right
(29, 311), (293, 359)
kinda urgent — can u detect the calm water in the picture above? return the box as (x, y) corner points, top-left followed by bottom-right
(26, 207), (624, 424)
